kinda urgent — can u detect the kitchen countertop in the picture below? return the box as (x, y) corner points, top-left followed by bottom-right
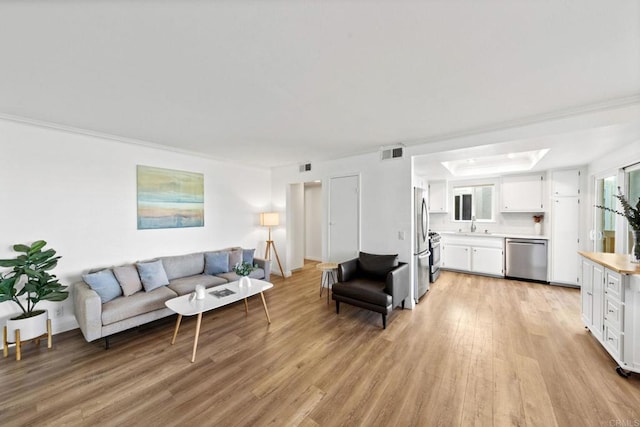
(437, 231), (549, 240)
(579, 251), (640, 275)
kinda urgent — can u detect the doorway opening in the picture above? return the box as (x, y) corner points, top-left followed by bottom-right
(287, 181), (323, 273)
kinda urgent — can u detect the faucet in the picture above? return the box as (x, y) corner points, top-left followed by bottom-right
(470, 215), (476, 233)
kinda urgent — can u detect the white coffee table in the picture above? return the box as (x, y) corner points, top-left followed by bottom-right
(165, 278), (273, 362)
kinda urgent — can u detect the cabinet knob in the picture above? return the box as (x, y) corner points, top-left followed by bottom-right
(609, 309), (614, 313)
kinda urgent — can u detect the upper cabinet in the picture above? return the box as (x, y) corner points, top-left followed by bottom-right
(500, 173), (545, 212)
(551, 169), (580, 197)
(428, 181), (448, 213)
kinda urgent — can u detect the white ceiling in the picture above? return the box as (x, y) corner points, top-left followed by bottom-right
(1, 1), (639, 168)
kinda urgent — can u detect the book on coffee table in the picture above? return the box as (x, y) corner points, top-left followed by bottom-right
(210, 288), (236, 298)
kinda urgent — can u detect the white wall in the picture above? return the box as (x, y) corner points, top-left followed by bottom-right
(272, 152), (413, 274)
(286, 183), (305, 272)
(0, 118), (271, 338)
(304, 183), (322, 261)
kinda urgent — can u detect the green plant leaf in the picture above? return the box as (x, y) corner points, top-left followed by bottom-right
(28, 240), (47, 254)
(13, 244), (31, 253)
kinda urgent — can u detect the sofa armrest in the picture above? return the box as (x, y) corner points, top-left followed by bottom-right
(386, 262), (410, 308)
(253, 257), (271, 281)
(73, 281), (103, 342)
(337, 258), (358, 282)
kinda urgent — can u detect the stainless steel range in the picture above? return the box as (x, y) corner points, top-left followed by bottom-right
(428, 231), (441, 283)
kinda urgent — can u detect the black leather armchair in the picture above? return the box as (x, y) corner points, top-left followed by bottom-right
(331, 252), (410, 329)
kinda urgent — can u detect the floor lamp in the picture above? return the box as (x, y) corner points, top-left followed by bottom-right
(260, 212), (285, 279)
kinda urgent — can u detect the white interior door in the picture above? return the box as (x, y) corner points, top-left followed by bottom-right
(329, 175), (360, 263)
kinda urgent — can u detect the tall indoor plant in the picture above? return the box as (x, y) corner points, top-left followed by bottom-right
(596, 188), (640, 263)
(0, 240), (68, 319)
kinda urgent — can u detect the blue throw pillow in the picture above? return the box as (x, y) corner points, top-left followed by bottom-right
(83, 269), (123, 303)
(242, 248), (255, 265)
(136, 260), (170, 292)
(205, 252), (229, 275)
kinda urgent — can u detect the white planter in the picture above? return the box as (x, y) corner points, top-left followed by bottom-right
(5, 310), (48, 342)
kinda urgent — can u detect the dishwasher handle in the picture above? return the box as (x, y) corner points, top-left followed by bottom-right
(506, 239), (547, 246)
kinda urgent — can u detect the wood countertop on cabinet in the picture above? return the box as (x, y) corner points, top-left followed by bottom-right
(579, 251), (640, 275)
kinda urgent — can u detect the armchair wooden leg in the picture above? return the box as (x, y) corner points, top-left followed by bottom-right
(336, 300), (340, 314)
(382, 314), (387, 329)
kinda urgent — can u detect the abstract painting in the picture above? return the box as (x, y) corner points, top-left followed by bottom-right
(137, 165), (204, 229)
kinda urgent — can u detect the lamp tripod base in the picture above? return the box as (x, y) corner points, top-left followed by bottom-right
(265, 240), (285, 279)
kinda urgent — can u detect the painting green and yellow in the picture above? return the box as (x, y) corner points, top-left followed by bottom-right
(137, 165), (204, 229)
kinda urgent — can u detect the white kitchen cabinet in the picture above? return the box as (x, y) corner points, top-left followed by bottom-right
(581, 257), (604, 341)
(472, 246), (504, 276)
(550, 197), (580, 285)
(551, 169), (580, 197)
(501, 173), (545, 212)
(442, 244), (471, 271)
(428, 181), (448, 213)
(441, 234), (504, 277)
(579, 253), (640, 377)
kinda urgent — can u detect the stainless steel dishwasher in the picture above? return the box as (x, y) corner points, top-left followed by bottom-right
(505, 238), (548, 282)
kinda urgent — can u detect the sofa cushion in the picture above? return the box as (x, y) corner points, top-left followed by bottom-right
(112, 264), (143, 296)
(160, 253), (205, 281)
(216, 268), (265, 282)
(204, 251), (229, 275)
(82, 269), (123, 303)
(332, 279), (392, 307)
(228, 249), (242, 270)
(358, 252), (398, 280)
(242, 248), (255, 265)
(101, 285), (177, 326)
(167, 274), (228, 296)
(136, 260), (170, 292)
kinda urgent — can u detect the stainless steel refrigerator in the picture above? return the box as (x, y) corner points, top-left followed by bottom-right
(414, 187), (430, 302)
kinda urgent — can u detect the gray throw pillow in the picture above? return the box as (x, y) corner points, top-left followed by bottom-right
(136, 260), (170, 292)
(358, 252), (399, 279)
(205, 251), (229, 275)
(112, 264), (143, 296)
(242, 248), (255, 265)
(228, 249), (242, 270)
(83, 269), (123, 303)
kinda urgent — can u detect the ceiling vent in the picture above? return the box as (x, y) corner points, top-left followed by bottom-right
(299, 163), (312, 172)
(381, 146), (404, 161)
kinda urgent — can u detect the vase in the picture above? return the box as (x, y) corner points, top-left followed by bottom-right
(239, 275), (251, 288)
(534, 222), (542, 236)
(631, 230), (640, 264)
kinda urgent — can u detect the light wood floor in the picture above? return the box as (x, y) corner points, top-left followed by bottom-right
(2, 262), (640, 426)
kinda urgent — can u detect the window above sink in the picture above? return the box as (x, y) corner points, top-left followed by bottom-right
(452, 184), (495, 222)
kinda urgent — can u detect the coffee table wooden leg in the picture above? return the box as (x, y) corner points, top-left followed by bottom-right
(244, 298), (249, 314)
(259, 292), (271, 324)
(171, 314), (182, 345)
(191, 312), (202, 363)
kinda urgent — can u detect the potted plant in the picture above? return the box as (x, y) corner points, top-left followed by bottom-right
(595, 188), (640, 263)
(0, 240), (68, 343)
(233, 261), (256, 287)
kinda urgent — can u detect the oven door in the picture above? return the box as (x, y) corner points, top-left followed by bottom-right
(430, 241), (441, 272)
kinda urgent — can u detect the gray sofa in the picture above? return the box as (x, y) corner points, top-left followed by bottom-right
(73, 247), (270, 346)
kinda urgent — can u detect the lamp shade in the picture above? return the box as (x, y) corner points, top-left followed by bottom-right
(260, 212), (279, 227)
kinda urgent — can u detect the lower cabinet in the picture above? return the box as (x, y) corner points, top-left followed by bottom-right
(441, 235), (504, 277)
(472, 247), (504, 276)
(442, 244), (471, 271)
(580, 254), (640, 375)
